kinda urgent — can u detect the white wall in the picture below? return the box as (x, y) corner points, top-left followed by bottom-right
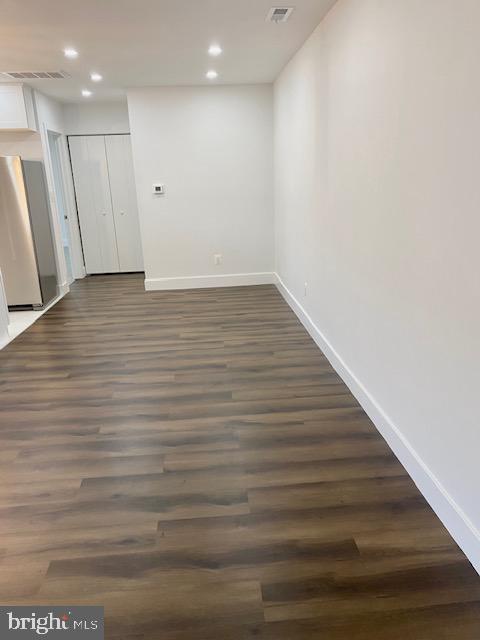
(127, 85), (274, 288)
(63, 102), (130, 135)
(35, 91), (64, 136)
(274, 0), (480, 571)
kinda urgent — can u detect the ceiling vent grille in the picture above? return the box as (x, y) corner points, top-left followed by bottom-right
(2, 71), (70, 80)
(266, 7), (294, 23)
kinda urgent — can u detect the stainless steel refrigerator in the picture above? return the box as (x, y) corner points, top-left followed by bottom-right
(0, 156), (58, 309)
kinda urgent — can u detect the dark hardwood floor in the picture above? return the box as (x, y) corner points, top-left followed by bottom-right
(0, 273), (479, 639)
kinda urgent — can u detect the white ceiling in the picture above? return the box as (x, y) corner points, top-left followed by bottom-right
(0, 0), (337, 103)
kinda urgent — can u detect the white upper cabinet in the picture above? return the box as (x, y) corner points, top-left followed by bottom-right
(0, 84), (37, 131)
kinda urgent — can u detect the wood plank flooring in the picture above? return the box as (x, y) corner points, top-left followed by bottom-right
(0, 273), (479, 639)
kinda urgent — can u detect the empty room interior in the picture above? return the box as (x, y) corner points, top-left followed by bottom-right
(0, 0), (479, 637)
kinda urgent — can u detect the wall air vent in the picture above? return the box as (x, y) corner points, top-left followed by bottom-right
(2, 71), (71, 80)
(266, 7), (294, 23)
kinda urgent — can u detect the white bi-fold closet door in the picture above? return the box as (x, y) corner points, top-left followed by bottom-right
(69, 134), (143, 274)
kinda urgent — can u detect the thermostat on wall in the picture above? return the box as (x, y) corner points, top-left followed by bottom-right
(153, 184), (165, 195)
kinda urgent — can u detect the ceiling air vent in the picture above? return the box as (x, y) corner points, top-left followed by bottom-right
(2, 71), (70, 80)
(266, 7), (294, 23)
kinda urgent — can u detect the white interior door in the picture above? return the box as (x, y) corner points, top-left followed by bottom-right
(48, 131), (74, 284)
(69, 136), (120, 274)
(105, 135), (144, 272)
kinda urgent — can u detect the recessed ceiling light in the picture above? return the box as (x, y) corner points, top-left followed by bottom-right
(90, 72), (103, 82)
(206, 70), (218, 80)
(81, 89), (92, 97)
(64, 48), (78, 59)
(208, 44), (222, 57)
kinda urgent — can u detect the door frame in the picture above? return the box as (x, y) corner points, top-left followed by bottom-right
(47, 130), (74, 285)
(43, 125), (85, 282)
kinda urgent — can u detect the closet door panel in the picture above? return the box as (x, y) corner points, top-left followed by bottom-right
(105, 135), (143, 272)
(69, 136), (120, 274)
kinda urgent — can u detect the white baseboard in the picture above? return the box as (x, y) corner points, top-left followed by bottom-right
(145, 272), (276, 291)
(275, 272), (480, 575)
(57, 281), (70, 297)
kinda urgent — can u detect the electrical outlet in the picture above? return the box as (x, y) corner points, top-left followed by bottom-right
(304, 282), (308, 297)
(214, 254), (223, 266)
